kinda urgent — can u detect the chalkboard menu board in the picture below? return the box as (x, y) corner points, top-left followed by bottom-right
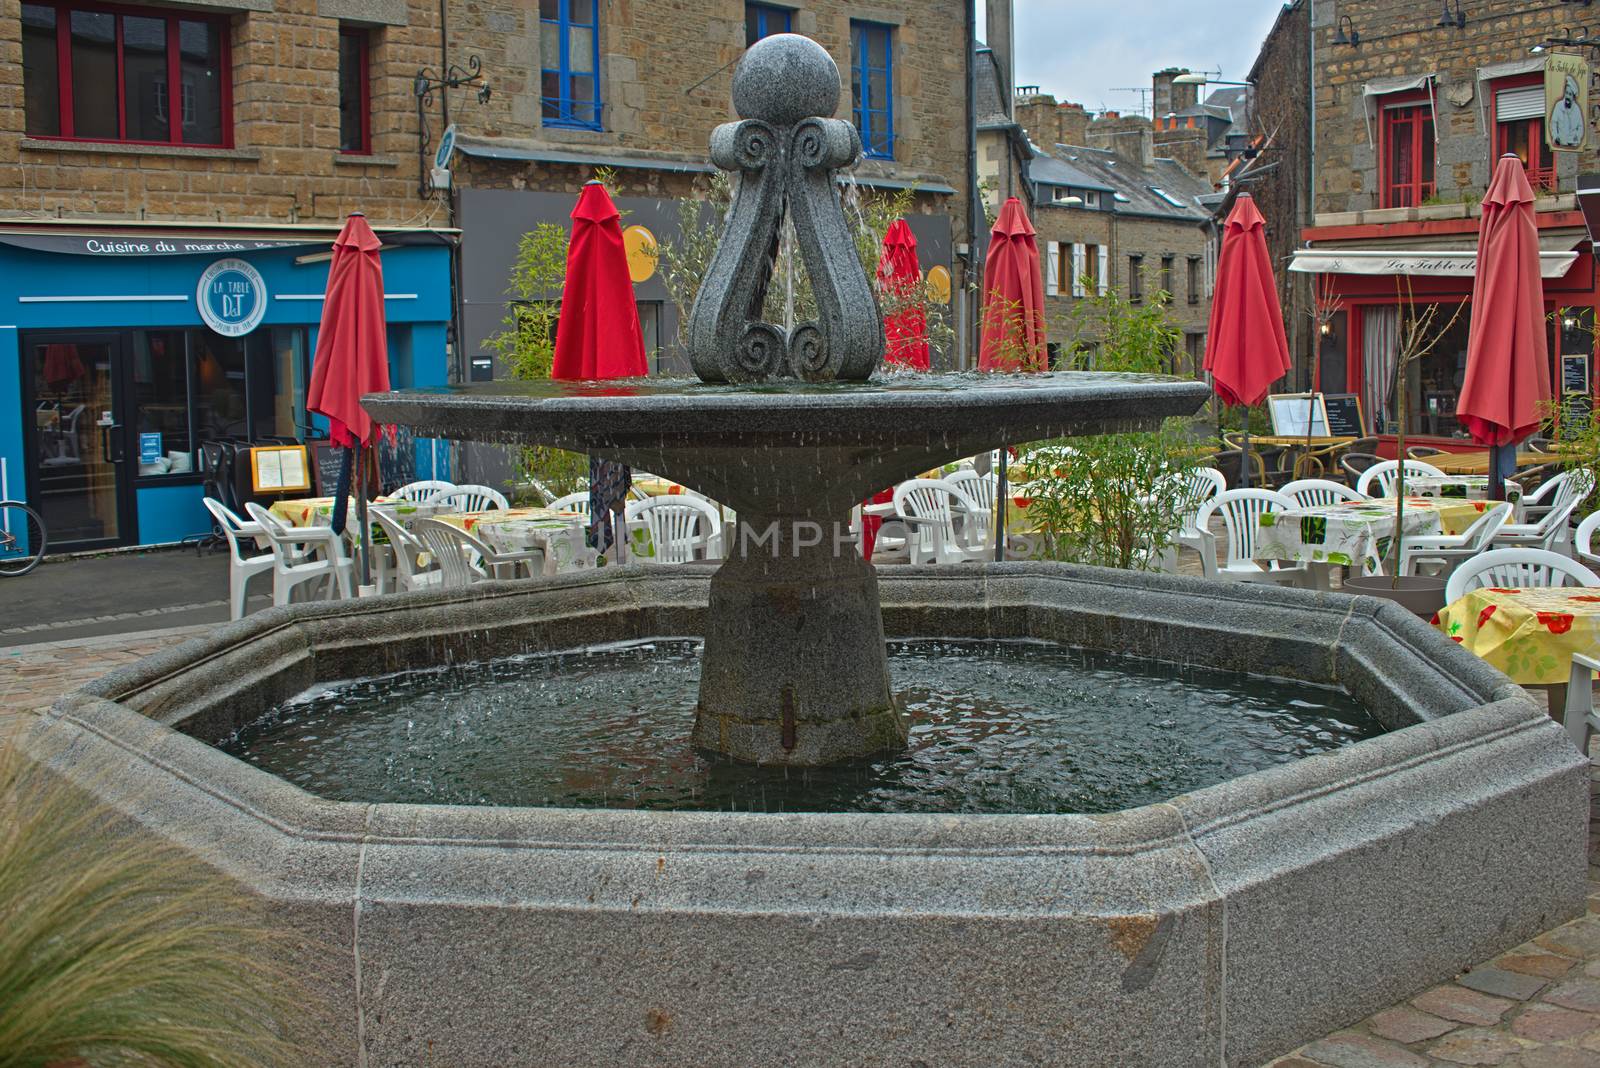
(312, 442), (346, 497)
(1562, 354), (1591, 397)
(1322, 393), (1367, 438)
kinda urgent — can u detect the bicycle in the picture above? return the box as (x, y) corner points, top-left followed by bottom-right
(0, 499), (47, 576)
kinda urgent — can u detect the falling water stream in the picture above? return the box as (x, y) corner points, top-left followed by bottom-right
(223, 638), (1379, 814)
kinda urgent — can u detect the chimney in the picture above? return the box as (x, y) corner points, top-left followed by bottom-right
(1013, 89), (1059, 145)
(986, 0), (1015, 117)
(1152, 68), (1200, 118)
(1057, 102), (1089, 146)
(1088, 113), (1155, 167)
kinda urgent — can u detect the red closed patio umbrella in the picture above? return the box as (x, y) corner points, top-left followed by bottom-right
(307, 211), (389, 589)
(1203, 193), (1291, 485)
(978, 197), (1047, 372)
(1456, 154), (1553, 498)
(552, 181), (649, 560)
(877, 219), (930, 370)
(552, 181), (649, 381)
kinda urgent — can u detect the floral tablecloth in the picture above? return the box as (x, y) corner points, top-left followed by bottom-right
(268, 496), (438, 530)
(1435, 586), (1600, 684)
(1404, 476), (1522, 508)
(1254, 497), (1494, 572)
(435, 508), (601, 575)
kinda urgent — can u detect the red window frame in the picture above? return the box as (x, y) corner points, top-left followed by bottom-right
(23, 0), (232, 148)
(1491, 73), (1557, 194)
(338, 27), (372, 155)
(1379, 91), (1435, 209)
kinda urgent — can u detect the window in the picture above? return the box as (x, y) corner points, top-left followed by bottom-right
(540, 0), (601, 130)
(22, 1), (229, 146)
(1084, 244), (1101, 293)
(1149, 187), (1187, 209)
(1380, 94), (1435, 208)
(1128, 255), (1144, 303)
(1160, 255), (1174, 299)
(851, 20), (894, 160)
(1186, 256), (1200, 305)
(1494, 79), (1557, 194)
(338, 28), (370, 154)
(745, 2), (789, 46)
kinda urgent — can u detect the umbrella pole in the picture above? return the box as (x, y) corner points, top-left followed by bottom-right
(993, 448), (1009, 562)
(356, 445), (373, 592)
(1241, 426), (1252, 489)
(1489, 443), (1511, 502)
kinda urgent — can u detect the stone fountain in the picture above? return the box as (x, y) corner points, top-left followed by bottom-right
(17, 33), (1590, 1068)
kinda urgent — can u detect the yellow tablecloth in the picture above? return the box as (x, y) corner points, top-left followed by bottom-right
(1436, 586), (1600, 684)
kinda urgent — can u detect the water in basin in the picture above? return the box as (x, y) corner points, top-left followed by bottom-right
(222, 639), (1381, 814)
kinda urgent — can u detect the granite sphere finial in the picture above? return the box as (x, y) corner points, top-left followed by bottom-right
(731, 33), (840, 127)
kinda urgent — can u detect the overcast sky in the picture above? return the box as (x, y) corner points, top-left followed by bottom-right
(981, 1), (1288, 114)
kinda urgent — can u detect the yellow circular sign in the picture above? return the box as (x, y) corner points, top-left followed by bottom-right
(925, 264), (951, 304)
(623, 225), (658, 283)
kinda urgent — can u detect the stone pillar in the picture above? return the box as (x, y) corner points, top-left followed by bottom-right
(693, 512), (906, 765)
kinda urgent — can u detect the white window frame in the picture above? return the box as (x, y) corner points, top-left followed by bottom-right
(1071, 243), (1087, 298)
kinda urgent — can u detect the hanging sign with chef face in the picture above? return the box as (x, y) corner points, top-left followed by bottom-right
(1545, 53), (1590, 152)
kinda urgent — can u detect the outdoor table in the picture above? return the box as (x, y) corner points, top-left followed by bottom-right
(1426, 450), (1547, 476)
(434, 507), (601, 576)
(1435, 586), (1600, 686)
(1403, 475), (1523, 519)
(1253, 497), (1497, 586)
(267, 495), (439, 529)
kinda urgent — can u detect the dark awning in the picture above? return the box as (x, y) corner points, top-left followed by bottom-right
(0, 227), (454, 258)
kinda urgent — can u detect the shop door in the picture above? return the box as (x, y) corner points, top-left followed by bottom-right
(23, 332), (135, 549)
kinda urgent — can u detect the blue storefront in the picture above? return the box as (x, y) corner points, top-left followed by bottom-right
(0, 222), (455, 550)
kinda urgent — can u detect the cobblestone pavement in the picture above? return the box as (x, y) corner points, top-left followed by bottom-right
(4, 621), (1596, 1066)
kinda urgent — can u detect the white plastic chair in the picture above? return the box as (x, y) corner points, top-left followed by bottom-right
(1281, 478), (1366, 510)
(203, 497), (272, 620)
(1194, 488), (1309, 585)
(1513, 471), (1594, 550)
(371, 509), (441, 593)
(1445, 547), (1600, 604)
(1574, 511), (1600, 570)
(1493, 495), (1584, 553)
(892, 478), (987, 565)
(413, 518), (544, 587)
(1562, 652), (1600, 754)
(625, 496), (723, 563)
(548, 491), (592, 517)
(392, 479), (456, 504)
(244, 502), (355, 606)
(946, 468), (997, 551)
(1164, 467), (1227, 575)
(1356, 459), (1446, 498)
(426, 484), (510, 513)
(1399, 501), (1510, 578)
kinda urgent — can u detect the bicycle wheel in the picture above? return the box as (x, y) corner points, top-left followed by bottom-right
(0, 501), (47, 577)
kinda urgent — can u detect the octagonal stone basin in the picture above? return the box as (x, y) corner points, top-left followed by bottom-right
(18, 564), (1588, 1068)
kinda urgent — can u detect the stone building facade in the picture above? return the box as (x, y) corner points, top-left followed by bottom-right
(1250, 0), (1600, 447)
(979, 61), (1217, 372)
(2, 0), (431, 224)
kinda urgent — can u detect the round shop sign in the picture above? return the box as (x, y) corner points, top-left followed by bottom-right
(197, 258), (268, 337)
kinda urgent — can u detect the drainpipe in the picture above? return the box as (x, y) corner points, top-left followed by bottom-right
(964, 2), (981, 370)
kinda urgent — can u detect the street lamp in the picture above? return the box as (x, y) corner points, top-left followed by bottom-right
(1171, 73), (1250, 87)
(1333, 15), (1361, 47)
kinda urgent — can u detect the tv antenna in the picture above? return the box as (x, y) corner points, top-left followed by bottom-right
(1109, 87), (1152, 115)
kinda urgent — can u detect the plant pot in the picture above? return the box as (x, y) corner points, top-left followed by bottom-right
(1341, 574), (1448, 619)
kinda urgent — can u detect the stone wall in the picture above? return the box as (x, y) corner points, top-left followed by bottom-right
(452, 0), (969, 239)
(0, 0), (434, 225)
(1310, 0), (1600, 214)
(0, 0), (967, 234)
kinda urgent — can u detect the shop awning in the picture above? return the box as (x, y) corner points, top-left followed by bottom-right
(1289, 246), (1581, 279)
(0, 226), (453, 257)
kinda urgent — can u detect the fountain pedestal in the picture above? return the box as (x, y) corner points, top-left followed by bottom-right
(694, 519), (904, 764)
